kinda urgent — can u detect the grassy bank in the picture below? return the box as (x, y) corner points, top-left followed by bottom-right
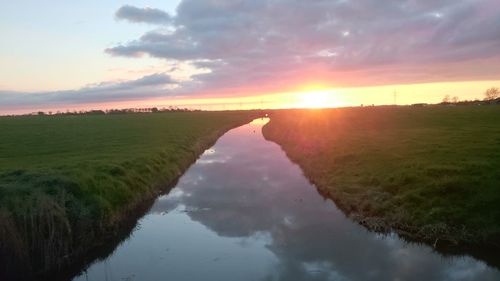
(0, 111), (257, 277)
(263, 106), (500, 246)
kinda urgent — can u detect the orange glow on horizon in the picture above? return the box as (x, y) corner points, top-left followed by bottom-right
(3, 80), (500, 115)
(153, 79), (499, 111)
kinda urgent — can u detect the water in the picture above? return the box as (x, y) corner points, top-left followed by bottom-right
(73, 119), (500, 281)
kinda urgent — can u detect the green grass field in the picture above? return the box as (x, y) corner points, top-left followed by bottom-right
(263, 106), (500, 245)
(0, 111), (256, 274)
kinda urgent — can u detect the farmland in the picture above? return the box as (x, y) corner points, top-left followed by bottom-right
(263, 106), (500, 246)
(0, 111), (257, 277)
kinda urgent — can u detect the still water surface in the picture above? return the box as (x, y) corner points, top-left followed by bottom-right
(74, 119), (500, 281)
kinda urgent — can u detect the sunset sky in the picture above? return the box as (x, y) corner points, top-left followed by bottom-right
(1, 0), (499, 114)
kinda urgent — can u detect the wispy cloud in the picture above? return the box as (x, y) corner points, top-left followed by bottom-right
(115, 5), (171, 25)
(0, 73), (177, 110)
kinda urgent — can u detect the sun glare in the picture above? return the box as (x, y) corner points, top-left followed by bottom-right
(297, 90), (333, 108)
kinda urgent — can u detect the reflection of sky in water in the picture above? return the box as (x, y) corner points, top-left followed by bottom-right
(74, 118), (500, 281)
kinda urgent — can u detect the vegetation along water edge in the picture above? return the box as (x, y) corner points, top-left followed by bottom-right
(263, 106), (500, 249)
(0, 111), (258, 279)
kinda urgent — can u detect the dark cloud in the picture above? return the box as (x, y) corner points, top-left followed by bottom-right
(0, 73), (177, 110)
(115, 5), (171, 24)
(107, 0), (500, 94)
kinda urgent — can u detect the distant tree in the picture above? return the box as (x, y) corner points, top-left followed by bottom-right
(484, 87), (499, 101)
(151, 107), (159, 113)
(452, 96), (459, 103)
(442, 95), (451, 103)
(37, 111), (45, 116)
(88, 110), (105, 115)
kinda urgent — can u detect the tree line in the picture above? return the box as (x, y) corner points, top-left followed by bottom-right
(441, 87), (500, 105)
(34, 106), (199, 116)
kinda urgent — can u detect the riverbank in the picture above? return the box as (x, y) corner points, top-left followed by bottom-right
(262, 106), (500, 248)
(0, 111), (257, 279)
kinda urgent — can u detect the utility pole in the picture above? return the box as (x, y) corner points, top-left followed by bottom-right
(393, 90), (398, 105)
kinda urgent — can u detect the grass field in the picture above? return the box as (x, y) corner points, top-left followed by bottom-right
(263, 106), (500, 245)
(0, 111), (256, 276)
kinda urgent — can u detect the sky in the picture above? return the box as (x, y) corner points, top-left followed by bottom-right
(1, 0), (499, 114)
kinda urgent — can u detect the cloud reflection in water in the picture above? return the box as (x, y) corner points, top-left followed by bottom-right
(76, 119), (500, 281)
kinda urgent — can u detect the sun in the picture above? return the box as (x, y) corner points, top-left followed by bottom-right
(297, 90), (332, 108)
